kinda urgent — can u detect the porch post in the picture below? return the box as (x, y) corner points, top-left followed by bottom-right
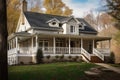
(36, 35), (38, 50)
(31, 37), (33, 53)
(81, 38), (83, 53)
(81, 38), (83, 48)
(109, 39), (111, 49)
(53, 37), (56, 54)
(15, 37), (18, 64)
(101, 41), (102, 49)
(69, 37), (71, 54)
(93, 40), (95, 53)
(16, 37), (18, 51)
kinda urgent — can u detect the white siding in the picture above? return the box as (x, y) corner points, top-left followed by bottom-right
(34, 30), (58, 34)
(17, 14), (31, 33)
(62, 19), (79, 35)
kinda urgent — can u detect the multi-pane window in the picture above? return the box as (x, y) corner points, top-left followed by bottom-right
(70, 26), (75, 33)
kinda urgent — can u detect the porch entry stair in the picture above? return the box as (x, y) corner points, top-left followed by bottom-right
(93, 48), (111, 63)
(81, 48), (104, 63)
(81, 48), (91, 62)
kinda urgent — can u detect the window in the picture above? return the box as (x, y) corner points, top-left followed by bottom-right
(79, 25), (82, 28)
(52, 22), (56, 25)
(70, 26), (75, 33)
(70, 26), (73, 32)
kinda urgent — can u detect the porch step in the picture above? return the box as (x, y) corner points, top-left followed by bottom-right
(90, 56), (103, 63)
(81, 54), (103, 63)
(81, 55), (89, 63)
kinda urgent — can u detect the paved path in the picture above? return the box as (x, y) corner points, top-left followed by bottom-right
(95, 63), (120, 74)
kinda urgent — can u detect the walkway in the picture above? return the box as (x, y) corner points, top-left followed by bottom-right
(95, 63), (120, 74)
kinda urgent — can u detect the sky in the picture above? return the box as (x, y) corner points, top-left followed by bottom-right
(62, 0), (103, 18)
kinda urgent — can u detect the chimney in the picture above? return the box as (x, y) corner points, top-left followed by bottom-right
(22, 0), (27, 12)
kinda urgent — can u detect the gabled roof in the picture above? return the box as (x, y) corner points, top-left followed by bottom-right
(24, 12), (97, 34)
(77, 18), (98, 34)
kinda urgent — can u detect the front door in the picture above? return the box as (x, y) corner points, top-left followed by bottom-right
(71, 41), (75, 47)
(88, 43), (92, 54)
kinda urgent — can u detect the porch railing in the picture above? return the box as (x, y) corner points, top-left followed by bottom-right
(19, 47), (33, 55)
(8, 48), (17, 55)
(71, 48), (81, 54)
(81, 48), (91, 60)
(56, 47), (69, 54)
(96, 48), (111, 56)
(39, 47), (81, 54)
(93, 48), (104, 61)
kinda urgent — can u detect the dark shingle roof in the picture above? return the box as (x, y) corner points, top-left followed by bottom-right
(77, 18), (98, 34)
(24, 12), (97, 34)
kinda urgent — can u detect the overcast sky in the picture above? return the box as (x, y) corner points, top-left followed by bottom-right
(62, 0), (103, 18)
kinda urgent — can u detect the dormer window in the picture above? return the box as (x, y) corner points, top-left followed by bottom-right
(79, 22), (85, 29)
(79, 25), (82, 28)
(47, 18), (60, 27)
(70, 25), (75, 33)
(52, 22), (56, 25)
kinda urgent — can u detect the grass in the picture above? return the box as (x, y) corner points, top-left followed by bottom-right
(8, 62), (96, 80)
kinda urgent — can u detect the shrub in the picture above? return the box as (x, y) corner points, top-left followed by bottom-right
(109, 52), (115, 64)
(73, 56), (79, 62)
(60, 55), (64, 59)
(59, 55), (64, 61)
(68, 55), (72, 59)
(46, 55), (51, 60)
(19, 61), (24, 65)
(36, 49), (43, 64)
(29, 62), (33, 65)
(68, 55), (72, 62)
(55, 55), (59, 59)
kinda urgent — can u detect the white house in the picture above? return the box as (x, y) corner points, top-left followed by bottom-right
(8, 0), (111, 65)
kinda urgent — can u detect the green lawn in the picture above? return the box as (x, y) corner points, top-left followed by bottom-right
(9, 62), (96, 80)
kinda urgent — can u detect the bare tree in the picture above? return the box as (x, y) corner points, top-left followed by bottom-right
(0, 0), (8, 80)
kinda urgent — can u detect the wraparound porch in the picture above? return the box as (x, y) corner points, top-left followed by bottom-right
(8, 33), (111, 65)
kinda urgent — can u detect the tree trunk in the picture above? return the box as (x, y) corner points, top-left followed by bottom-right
(0, 0), (8, 80)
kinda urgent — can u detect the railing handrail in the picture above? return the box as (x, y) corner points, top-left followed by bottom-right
(95, 48), (111, 56)
(81, 48), (91, 60)
(93, 48), (104, 61)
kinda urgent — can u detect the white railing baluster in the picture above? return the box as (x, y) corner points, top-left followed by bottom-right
(96, 48), (110, 56)
(81, 48), (91, 60)
(93, 48), (104, 61)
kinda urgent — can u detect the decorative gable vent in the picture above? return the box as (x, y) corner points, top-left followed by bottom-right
(46, 18), (60, 27)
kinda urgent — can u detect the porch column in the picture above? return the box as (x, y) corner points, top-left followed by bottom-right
(109, 40), (111, 49)
(69, 37), (71, 54)
(93, 40), (95, 53)
(9, 42), (10, 50)
(31, 37), (34, 53)
(16, 37), (18, 51)
(15, 37), (18, 64)
(36, 35), (38, 50)
(81, 38), (83, 48)
(53, 37), (56, 54)
(81, 38), (83, 53)
(101, 41), (103, 49)
(11, 40), (12, 49)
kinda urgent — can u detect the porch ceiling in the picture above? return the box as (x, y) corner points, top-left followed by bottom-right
(8, 32), (32, 40)
(37, 33), (111, 41)
(8, 32), (111, 41)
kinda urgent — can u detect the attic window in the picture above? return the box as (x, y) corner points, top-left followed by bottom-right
(79, 25), (82, 28)
(52, 22), (56, 25)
